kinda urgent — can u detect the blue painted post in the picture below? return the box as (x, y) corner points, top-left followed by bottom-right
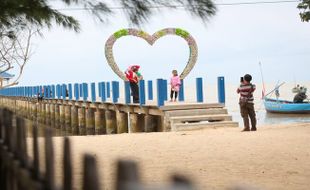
(74, 83), (79, 101)
(68, 84), (73, 100)
(111, 81), (119, 103)
(37, 86), (40, 96)
(91, 82), (96, 102)
(139, 80), (146, 105)
(45, 86), (50, 99)
(79, 84), (83, 98)
(157, 79), (164, 107)
(163, 79), (168, 101)
(57, 85), (62, 99)
(51, 85), (55, 99)
(32, 87), (35, 97)
(100, 82), (106, 102)
(106, 82), (111, 98)
(39, 86), (43, 97)
(82, 83), (88, 101)
(25, 87), (28, 97)
(22, 87), (25, 97)
(178, 79), (184, 101)
(196, 77), (203, 103)
(147, 80), (153, 100)
(98, 82), (102, 98)
(218, 76), (226, 104)
(124, 81), (131, 104)
(62, 84), (67, 100)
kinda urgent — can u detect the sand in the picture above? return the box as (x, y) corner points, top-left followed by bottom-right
(31, 122), (310, 190)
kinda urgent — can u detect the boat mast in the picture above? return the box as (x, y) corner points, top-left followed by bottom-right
(259, 62), (266, 99)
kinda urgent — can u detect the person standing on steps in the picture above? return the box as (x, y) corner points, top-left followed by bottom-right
(170, 70), (181, 102)
(125, 65), (141, 103)
(237, 74), (257, 132)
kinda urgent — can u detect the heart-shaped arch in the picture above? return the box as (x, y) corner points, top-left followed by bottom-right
(105, 28), (198, 81)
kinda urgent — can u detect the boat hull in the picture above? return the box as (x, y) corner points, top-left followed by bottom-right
(264, 98), (310, 114)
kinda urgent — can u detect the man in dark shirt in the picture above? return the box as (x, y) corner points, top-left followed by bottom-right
(237, 74), (257, 132)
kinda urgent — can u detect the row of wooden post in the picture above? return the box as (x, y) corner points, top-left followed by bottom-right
(0, 108), (196, 190)
(0, 77), (226, 107)
(0, 97), (163, 135)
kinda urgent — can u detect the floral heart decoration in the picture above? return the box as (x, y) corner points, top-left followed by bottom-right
(105, 28), (198, 81)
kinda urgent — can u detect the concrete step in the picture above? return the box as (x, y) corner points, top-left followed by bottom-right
(160, 103), (224, 111)
(170, 114), (232, 124)
(171, 121), (239, 131)
(165, 108), (228, 117)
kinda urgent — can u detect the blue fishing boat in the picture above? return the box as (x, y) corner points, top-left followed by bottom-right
(264, 97), (310, 114)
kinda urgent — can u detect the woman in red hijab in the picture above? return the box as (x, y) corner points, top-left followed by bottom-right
(125, 65), (141, 103)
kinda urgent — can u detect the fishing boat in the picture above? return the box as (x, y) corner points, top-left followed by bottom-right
(263, 83), (310, 114)
(264, 97), (310, 114)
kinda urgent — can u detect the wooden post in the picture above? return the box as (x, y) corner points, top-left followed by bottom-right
(45, 128), (55, 190)
(63, 137), (72, 190)
(32, 124), (40, 180)
(83, 155), (100, 190)
(78, 106), (86, 135)
(65, 103), (71, 133)
(129, 113), (144, 133)
(86, 106), (95, 135)
(95, 107), (105, 134)
(116, 111), (128, 134)
(26, 101), (31, 119)
(116, 160), (140, 190)
(59, 103), (66, 130)
(37, 102), (41, 123)
(138, 114), (145, 132)
(71, 102), (79, 135)
(144, 114), (157, 132)
(105, 110), (116, 134)
(41, 102), (46, 123)
(158, 115), (166, 132)
(31, 102), (37, 121)
(55, 103), (60, 129)
(45, 102), (51, 126)
(50, 102), (55, 128)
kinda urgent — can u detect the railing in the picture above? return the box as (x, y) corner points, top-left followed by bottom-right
(0, 77), (226, 106)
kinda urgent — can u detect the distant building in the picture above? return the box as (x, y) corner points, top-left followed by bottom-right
(0, 71), (14, 87)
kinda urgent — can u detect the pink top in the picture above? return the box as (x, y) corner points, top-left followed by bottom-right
(170, 76), (181, 92)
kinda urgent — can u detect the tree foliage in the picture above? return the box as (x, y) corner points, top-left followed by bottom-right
(298, 0), (310, 22)
(0, 0), (216, 88)
(0, 0), (217, 32)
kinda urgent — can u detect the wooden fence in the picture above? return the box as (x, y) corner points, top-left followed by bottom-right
(0, 108), (198, 190)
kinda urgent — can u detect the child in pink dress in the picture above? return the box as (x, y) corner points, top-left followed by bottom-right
(170, 70), (181, 102)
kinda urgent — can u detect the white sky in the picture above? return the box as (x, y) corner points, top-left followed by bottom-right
(18, 0), (310, 86)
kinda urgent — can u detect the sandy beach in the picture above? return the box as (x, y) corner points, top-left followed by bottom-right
(32, 122), (310, 190)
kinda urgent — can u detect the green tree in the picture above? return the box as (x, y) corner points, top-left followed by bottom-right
(298, 0), (310, 22)
(0, 0), (216, 88)
(0, 0), (217, 32)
